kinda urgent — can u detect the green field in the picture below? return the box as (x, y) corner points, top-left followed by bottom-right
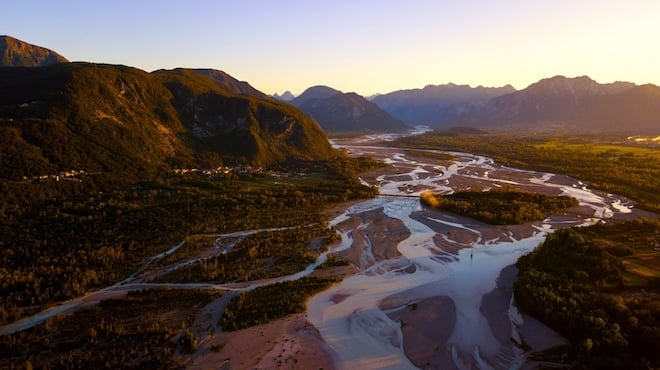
(623, 253), (660, 281)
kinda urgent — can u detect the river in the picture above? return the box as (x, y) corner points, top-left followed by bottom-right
(307, 129), (644, 369)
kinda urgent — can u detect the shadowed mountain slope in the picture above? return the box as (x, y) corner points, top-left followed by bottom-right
(298, 92), (408, 133)
(0, 63), (334, 179)
(292, 85), (408, 133)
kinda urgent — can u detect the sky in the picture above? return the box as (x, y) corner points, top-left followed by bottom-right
(3, 0), (660, 96)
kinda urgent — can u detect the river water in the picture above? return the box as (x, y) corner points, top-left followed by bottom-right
(307, 131), (643, 370)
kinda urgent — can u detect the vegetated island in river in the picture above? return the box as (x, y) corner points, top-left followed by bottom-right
(420, 189), (579, 225)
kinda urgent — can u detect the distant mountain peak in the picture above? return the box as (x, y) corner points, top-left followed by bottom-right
(525, 75), (636, 97)
(292, 85), (407, 133)
(372, 83), (516, 125)
(0, 35), (69, 67)
(533, 74), (596, 86)
(291, 85), (342, 106)
(272, 90), (295, 101)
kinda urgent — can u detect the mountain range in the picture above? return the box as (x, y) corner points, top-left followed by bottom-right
(0, 37), (334, 179)
(1, 34), (658, 181)
(371, 83), (516, 126)
(472, 76), (660, 132)
(370, 77), (660, 133)
(290, 86), (409, 133)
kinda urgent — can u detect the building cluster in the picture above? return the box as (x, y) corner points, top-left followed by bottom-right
(173, 165), (266, 177)
(25, 169), (90, 183)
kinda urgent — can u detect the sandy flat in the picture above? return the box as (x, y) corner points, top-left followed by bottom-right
(186, 313), (335, 370)
(386, 296), (457, 369)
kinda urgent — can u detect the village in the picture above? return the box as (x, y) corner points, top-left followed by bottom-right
(25, 164), (309, 184)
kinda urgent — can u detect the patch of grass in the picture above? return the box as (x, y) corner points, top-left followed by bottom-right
(623, 260), (660, 279)
(622, 271), (649, 288)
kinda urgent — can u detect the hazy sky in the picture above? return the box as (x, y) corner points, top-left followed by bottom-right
(3, 0), (659, 96)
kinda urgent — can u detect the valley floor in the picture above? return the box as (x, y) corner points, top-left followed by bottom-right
(187, 133), (654, 369)
(1, 130), (657, 369)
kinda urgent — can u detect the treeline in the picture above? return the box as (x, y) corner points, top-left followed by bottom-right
(403, 149), (456, 161)
(0, 288), (221, 369)
(395, 133), (660, 212)
(0, 155), (377, 326)
(420, 189), (578, 224)
(220, 277), (337, 331)
(153, 225), (340, 283)
(515, 219), (660, 369)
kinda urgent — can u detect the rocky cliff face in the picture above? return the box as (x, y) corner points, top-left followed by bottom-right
(155, 69), (334, 164)
(0, 35), (69, 67)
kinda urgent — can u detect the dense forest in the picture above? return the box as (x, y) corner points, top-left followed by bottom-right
(0, 155), (379, 326)
(395, 133), (660, 212)
(220, 277), (337, 331)
(515, 219), (660, 369)
(420, 189), (578, 224)
(0, 288), (221, 369)
(152, 225), (339, 283)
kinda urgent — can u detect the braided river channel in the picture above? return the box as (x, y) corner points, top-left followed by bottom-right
(306, 131), (645, 369)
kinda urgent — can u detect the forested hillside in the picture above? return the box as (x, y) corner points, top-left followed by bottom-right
(515, 219), (660, 368)
(0, 63), (334, 180)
